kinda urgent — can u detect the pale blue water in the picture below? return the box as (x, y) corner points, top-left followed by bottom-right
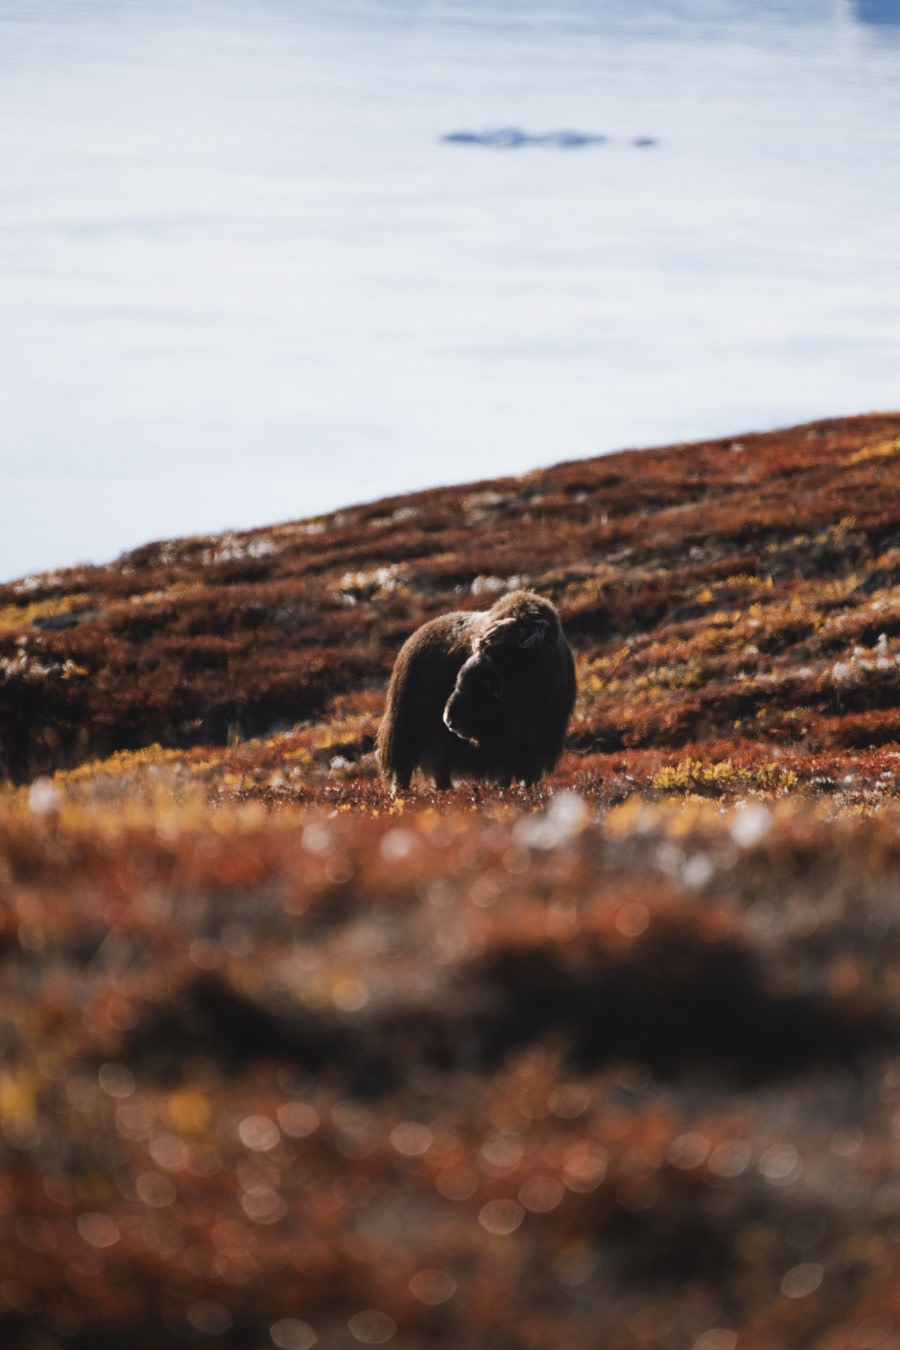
(2, 0), (899, 583)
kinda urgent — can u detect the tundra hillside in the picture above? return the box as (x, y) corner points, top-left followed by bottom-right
(0, 414), (898, 1350)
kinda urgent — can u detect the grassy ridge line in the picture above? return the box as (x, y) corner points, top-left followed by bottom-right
(0, 413), (898, 784)
(0, 793), (899, 1346)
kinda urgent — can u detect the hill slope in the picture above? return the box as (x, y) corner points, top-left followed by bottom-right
(1, 412), (898, 802)
(0, 415), (899, 1350)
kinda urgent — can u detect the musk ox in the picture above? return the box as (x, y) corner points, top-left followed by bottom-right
(376, 589), (576, 790)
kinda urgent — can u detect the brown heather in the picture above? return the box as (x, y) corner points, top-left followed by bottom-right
(0, 413), (898, 1349)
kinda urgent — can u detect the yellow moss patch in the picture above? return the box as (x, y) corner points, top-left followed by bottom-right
(849, 436), (900, 464)
(0, 593), (93, 635)
(651, 758), (798, 794)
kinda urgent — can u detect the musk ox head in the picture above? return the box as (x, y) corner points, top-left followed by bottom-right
(442, 650), (503, 745)
(442, 603), (552, 746)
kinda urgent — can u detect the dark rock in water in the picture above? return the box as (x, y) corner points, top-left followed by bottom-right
(441, 128), (534, 147)
(483, 127), (537, 148)
(539, 130), (609, 148)
(441, 127), (655, 150)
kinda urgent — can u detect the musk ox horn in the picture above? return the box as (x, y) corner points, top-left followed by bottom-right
(518, 620), (549, 648)
(476, 614), (550, 651)
(376, 589), (576, 791)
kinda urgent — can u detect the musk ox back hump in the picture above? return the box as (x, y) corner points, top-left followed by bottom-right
(377, 590), (576, 790)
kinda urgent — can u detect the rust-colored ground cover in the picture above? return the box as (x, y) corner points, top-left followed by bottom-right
(0, 414), (898, 1348)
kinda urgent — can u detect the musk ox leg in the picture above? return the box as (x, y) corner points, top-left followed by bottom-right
(432, 762), (453, 790)
(391, 765), (413, 792)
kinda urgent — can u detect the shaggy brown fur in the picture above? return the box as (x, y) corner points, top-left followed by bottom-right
(376, 590), (576, 790)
